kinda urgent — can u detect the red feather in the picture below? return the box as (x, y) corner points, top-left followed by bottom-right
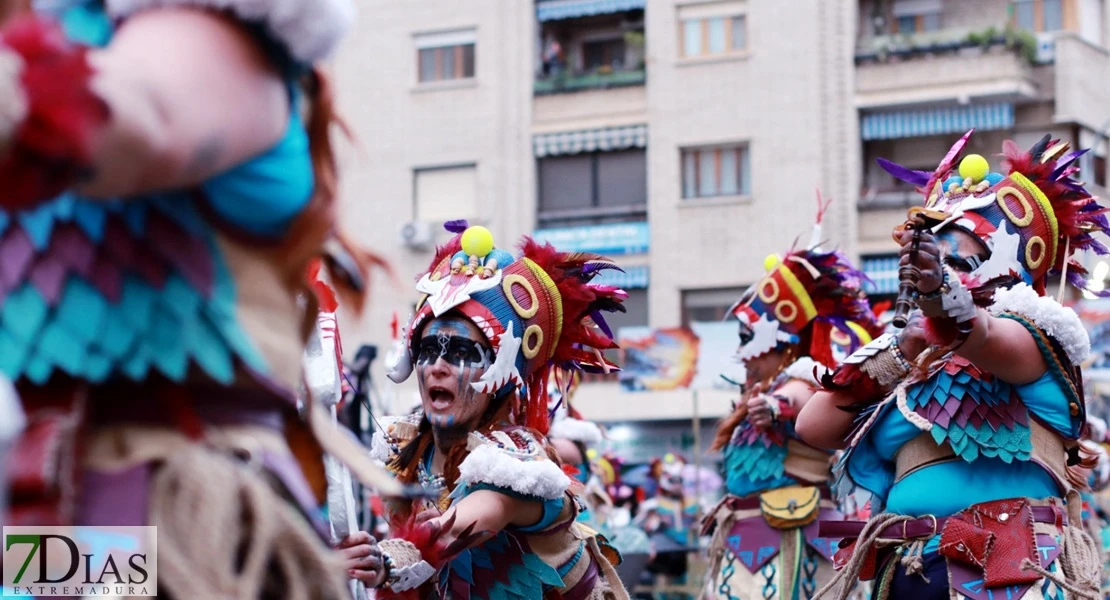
(0, 16), (109, 209)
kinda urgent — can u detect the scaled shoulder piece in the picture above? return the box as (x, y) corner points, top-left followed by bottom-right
(782, 356), (827, 386)
(105, 0), (356, 63)
(457, 429), (570, 500)
(547, 417), (603, 446)
(988, 283), (1089, 364)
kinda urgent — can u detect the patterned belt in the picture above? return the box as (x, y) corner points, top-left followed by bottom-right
(819, 506), (1066, 540)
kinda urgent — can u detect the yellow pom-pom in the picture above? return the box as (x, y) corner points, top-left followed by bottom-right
(461, 226), (495, 257)
(763, 254), (781, 271)
(959, 154), (989, 184)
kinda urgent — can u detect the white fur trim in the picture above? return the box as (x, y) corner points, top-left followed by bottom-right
(106, 0), (356, 63)
(0, 49), (27, 154)
(548, 418), (603, 446)
(0, 375), (22, 443)
(457, 444), (570, 500)
(782, 357), (827, 386)
(988, 283), (1089, 364)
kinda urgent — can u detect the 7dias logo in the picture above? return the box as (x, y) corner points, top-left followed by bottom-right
(3, 527), (157, 597)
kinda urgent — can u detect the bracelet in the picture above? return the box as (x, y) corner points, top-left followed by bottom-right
(914, 267), (948, 302)
(889, 336), (913, 372)
(916, 266), (976, 323)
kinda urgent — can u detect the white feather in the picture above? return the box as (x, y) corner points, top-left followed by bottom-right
(548, 418), (603, 446)
(105, 0), (356, 63)
(782, 357), (828, 386)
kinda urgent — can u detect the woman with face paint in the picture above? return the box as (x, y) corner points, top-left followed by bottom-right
(700, 227), (884, 600)
(701, 231), (883, 594)
(369, 222), (631, 599)
(797, 132), (1110, 600)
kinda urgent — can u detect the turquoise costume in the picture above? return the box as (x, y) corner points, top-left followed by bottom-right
(819, 134), (1109, 600)
(1, 1), (371, 597)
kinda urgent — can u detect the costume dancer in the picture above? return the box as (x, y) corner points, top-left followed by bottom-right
(371, 223), (630, 599)
(701, 230), (883, 600)
(798, 132), (1110, 600)
(547, 371), (610, 524)
(636, 452), (699, 596)
(0, 1), (396, 597)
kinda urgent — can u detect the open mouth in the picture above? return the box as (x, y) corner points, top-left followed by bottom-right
(428, 386), (456, 412)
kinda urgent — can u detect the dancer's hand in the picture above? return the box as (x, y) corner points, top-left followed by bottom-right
(896, 312), (929, 363)
(894, 226), (944, 294)
(746, 393), (776, 430)
(337, 531), (385, 588)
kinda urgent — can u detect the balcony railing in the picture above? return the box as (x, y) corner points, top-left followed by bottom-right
(534, 68), (646, 95)
(856, 26), (1043, 65)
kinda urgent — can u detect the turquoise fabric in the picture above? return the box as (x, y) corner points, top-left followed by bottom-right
(464, 482), (567, 533)
(722, 427), (799, 498)
(0, 2), (317, 386)
(201, 114), (314, 238)
(854, 371), (1069, 516)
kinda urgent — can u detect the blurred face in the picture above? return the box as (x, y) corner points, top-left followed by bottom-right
(936, 227), (990, 275)
(415, 316), (495, 433)
(738, 321), (791, 385)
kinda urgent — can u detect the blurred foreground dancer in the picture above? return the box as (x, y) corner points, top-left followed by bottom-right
(0, 1), (398, 597)
(371, 222), (631, 598)
(701, 213), (883, 600)
(798, 132), (1109, 600)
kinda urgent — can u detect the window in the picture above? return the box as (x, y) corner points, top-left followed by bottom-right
(681, 288), (745, 326)
(681, 144), (751, 199)
(678, 2), (747, 58)
(538, 150), (647, 221)
(414, 165), (477, 222)
(415, 29), (476, 83)
(892, 0), (942, 33)
(1012, 0), (1065, 32)
(583, 38), (626, 71)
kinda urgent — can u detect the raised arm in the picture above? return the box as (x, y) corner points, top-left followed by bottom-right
(1, 7), (288, 204)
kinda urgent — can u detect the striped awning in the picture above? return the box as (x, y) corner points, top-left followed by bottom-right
(592, 265), (649, 289)
(533, 124), (648, 157)
(861, 103), (1014, 141)
(862, 255), (900, 295)
(537, 0), (646, 22)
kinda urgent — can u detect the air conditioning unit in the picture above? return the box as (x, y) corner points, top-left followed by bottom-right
(398, 221), (434, 250)
(1034, 32), (1056, 64)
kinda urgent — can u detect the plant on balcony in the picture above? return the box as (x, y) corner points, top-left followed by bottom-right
(1003, 26), (1039, 64)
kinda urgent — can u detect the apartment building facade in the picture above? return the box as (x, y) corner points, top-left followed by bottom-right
(332, 0), (1109, 430)
(853, 0), (1110, 299)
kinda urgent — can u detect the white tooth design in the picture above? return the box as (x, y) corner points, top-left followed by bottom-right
(737, 314), (782, 362)
(472, 321), (523, 393)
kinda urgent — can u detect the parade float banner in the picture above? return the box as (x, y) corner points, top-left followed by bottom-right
(617, 322), (743, 392)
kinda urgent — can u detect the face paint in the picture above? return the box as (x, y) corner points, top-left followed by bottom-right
(937, 229), (988, 274)
(416, 316), (496, 444)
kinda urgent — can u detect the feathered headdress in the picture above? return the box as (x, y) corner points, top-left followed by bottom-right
(879, 130), (1110, 296)
(729, 193), (884, 368)
(386, 222), (627, 434)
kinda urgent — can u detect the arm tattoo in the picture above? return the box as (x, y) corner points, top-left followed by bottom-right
(185, 136), (226, 178)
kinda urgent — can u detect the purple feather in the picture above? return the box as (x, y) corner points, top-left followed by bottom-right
(591, 310), (614, 339)
(581, 261), (624, 276)
(876, 158), (932, 187)
(1052, 149), (1087, 179)
(443, 220), (469, 234)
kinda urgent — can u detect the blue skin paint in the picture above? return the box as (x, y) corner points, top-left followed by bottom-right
(935, 228), (988, 274)
(416, 317), (494, 435)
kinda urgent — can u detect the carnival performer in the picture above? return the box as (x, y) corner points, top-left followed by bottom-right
(548, 371), (612, 526)
(636, 452), (699, 597)
(797, 132), (1110, 600)
(0, 1), (398, 597)
(369, 222), (631, 599)
(701, 231), (883, 600)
